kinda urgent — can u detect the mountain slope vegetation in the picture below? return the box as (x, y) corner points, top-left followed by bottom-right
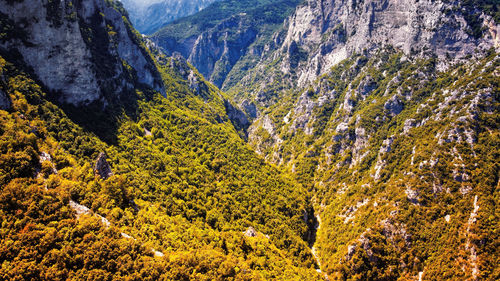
(248, 49), (500, 279)
(0, 0), (323, 279)
(150, 0), (302, 88)
(0, 0), (499, 280)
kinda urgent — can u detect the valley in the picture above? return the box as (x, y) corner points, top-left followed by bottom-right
(0, 0), (498, 280)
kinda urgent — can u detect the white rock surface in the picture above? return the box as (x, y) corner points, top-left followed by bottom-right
(0, 0), (164, 105)
(280, 0), (496, 86)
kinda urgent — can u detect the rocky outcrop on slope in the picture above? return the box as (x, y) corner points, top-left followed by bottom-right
(186, 15), (258, 88)
(94, 152), (113, 179)
(224, 99), (250, 130)
(151, 0), (302, 89)
(280, 0), (499, 86)
(0, 0), (164, 106)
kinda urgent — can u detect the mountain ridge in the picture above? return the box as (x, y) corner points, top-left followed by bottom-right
(0, 0), (498, 280)
(120, 0), (222, 34)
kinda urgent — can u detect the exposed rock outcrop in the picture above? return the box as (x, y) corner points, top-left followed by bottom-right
(152, 0), (301, 90)
(187, 15), (258, 88)
(224, 99), (250, 130)
(280, 0), (498, 86)
(241, 100), (258, 119)
(0, 0), (164, 106)
(244, 226), (257, 237)
(94, 152), (113, 179)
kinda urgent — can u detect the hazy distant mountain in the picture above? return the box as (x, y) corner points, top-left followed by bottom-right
(120, 0), (222, 34)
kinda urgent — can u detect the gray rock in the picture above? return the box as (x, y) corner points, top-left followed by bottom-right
(187, 15), (258, 88)
(94, 152), (113, 180)
(384, 95), (404, 116)
(357, 76), (377, 96)
(241, 100), (258, 119)
(279, 0), (495, 86)
(0, 0), (164, 105)
(224, 100), (250, 129)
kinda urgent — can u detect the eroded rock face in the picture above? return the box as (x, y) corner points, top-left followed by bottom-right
(0, 0), (164, 106)
(187, 15), (258, 88)
(280, 0), (498, 86)
(224, 99), (250, 129)
(244, 226), (257, 237)
(241, 100), (258, 119)
(94, 152), (113, 179)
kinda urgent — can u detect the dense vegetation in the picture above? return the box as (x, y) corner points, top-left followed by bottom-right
(245, 48), (500, 279)
(0, 36), (322, 280)
(1, 0), (499, 280)
(151, 0), (302, 89)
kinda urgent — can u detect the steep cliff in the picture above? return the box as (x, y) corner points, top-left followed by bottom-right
(230, 0), (499, 107)
(225, 0), (500, 279)
(279, 0), (499, 85)
(151, 0), (302, 89)
(0, 0), (164, 106)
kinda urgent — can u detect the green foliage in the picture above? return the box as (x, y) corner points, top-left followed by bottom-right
(154, 0), (301, 41)
(0, 42), (321, 279)
(245, 48), (500, 279)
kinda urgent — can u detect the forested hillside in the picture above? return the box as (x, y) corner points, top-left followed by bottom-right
(150, 0), (302, 88)
(0, 0), (323, 279)
(0, 0), (499, 280)
(247, 49), (500, 279)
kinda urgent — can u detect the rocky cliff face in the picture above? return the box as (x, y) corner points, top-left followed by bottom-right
(0, 0), (164, 106)
(187, 15), (258, 88)
(154, 13), (258, 88)
(280, 0), (499, 85)
(94, 152), (113, 179)
(151, 0), (302, 89)
(229, 0), (499, 107)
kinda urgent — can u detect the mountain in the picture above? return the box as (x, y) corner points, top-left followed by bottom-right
(248, 49), (499, 280)
(225, 0), (500, 279)
(120, 0), (222, 34)
(228, 0), (499, 103)
(0, 0), (499, 280)
(150, 0), (302, 89)
(0, 0), (323, 279)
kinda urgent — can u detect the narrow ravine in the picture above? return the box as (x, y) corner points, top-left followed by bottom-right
(311, 214), (322, 271)
(310, 211), (329, 280)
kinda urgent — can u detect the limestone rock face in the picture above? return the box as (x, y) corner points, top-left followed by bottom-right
(0, 0), (164, 106)
(224, 99), (250, 130)
(279, 0), (499, 85)
(241, 100), (258, 119)
(94, 152), (113, 179)
(187, 15), (258, 88)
